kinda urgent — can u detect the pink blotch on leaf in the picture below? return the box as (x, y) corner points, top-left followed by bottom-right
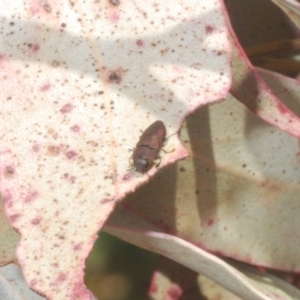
(73, 242), (82, 251)
(60, 103), (73, 114)
(148, 281), (158, 295)
(70, 280), (90, 300)
(207, 218), (214, 227)
(31, 218), (41, 225)
(167, 285), (182, 300)
(136, 39), (144, 47)
(205, 25), (214, 34)
(9, 214), (20, 223)
(0, 54), (9, 68)
(65, 150), (78, 160)
(32, 143), (40, 153)
(109, 11), (120, 23)
(24, 190), (38, 203)
(40, 83), (51, 92)
(30, 279), (38, 286)
(122, 172), (133, 181)
(173, 65), (184, 74)
(71, 125), (80, 133)
(54, 272), (68, 285)
(1, 190), (13, 202)
(277, 101), (292, 115)
(70, 176), (76, 183)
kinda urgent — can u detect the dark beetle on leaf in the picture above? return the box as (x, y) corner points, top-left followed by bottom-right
(131, 120), (166, 173)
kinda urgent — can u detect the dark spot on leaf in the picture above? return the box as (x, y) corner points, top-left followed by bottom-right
(179, 167), (186, 172)
(110, 0), (120, 5)
(4, 166), (14, 178)
(100, 198), (114, 204)
(51, 60), (60, 67)
(28, 43), (40, 53)
(56, 234), (65, 240)
(47, 145), (60, 156)
(41, 0), (52, 12)
(108, 71), (121, 83)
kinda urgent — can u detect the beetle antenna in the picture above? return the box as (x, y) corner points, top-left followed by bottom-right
(165, 130), (179, 141)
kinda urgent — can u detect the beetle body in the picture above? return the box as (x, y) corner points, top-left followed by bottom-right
(132, 120), (166, 173)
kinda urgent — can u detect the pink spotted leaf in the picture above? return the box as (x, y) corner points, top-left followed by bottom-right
(0, 0), (231, 299)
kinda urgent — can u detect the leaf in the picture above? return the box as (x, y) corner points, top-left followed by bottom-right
(119, 79), (300, 272)
(0, 0), (231, 298)
(147, 258), (193, 300)
(228, 21), (300, 138)
(0, 263), (46, 300)
(256, 67), (300, 117)
(271, 0), (300, 28)
(105, 205), (300, 300)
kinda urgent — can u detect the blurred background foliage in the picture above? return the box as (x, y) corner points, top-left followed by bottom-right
(85, 232), (158, 300)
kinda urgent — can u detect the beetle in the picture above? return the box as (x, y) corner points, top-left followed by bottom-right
(131, 120), (166, 173)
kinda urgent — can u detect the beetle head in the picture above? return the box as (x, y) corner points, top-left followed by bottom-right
(134, 157), (150, 173)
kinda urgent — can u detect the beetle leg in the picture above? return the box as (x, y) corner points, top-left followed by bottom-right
(165, 131), (179, 140)
(128, 156), (134, 165)
(160, 147), (174, 154)
(155, 156), (161, 168)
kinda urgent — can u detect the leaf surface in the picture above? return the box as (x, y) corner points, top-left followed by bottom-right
(0, 0), (231, 298)
(120, 73), (300, 271)
(105, 205), (300, 300)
